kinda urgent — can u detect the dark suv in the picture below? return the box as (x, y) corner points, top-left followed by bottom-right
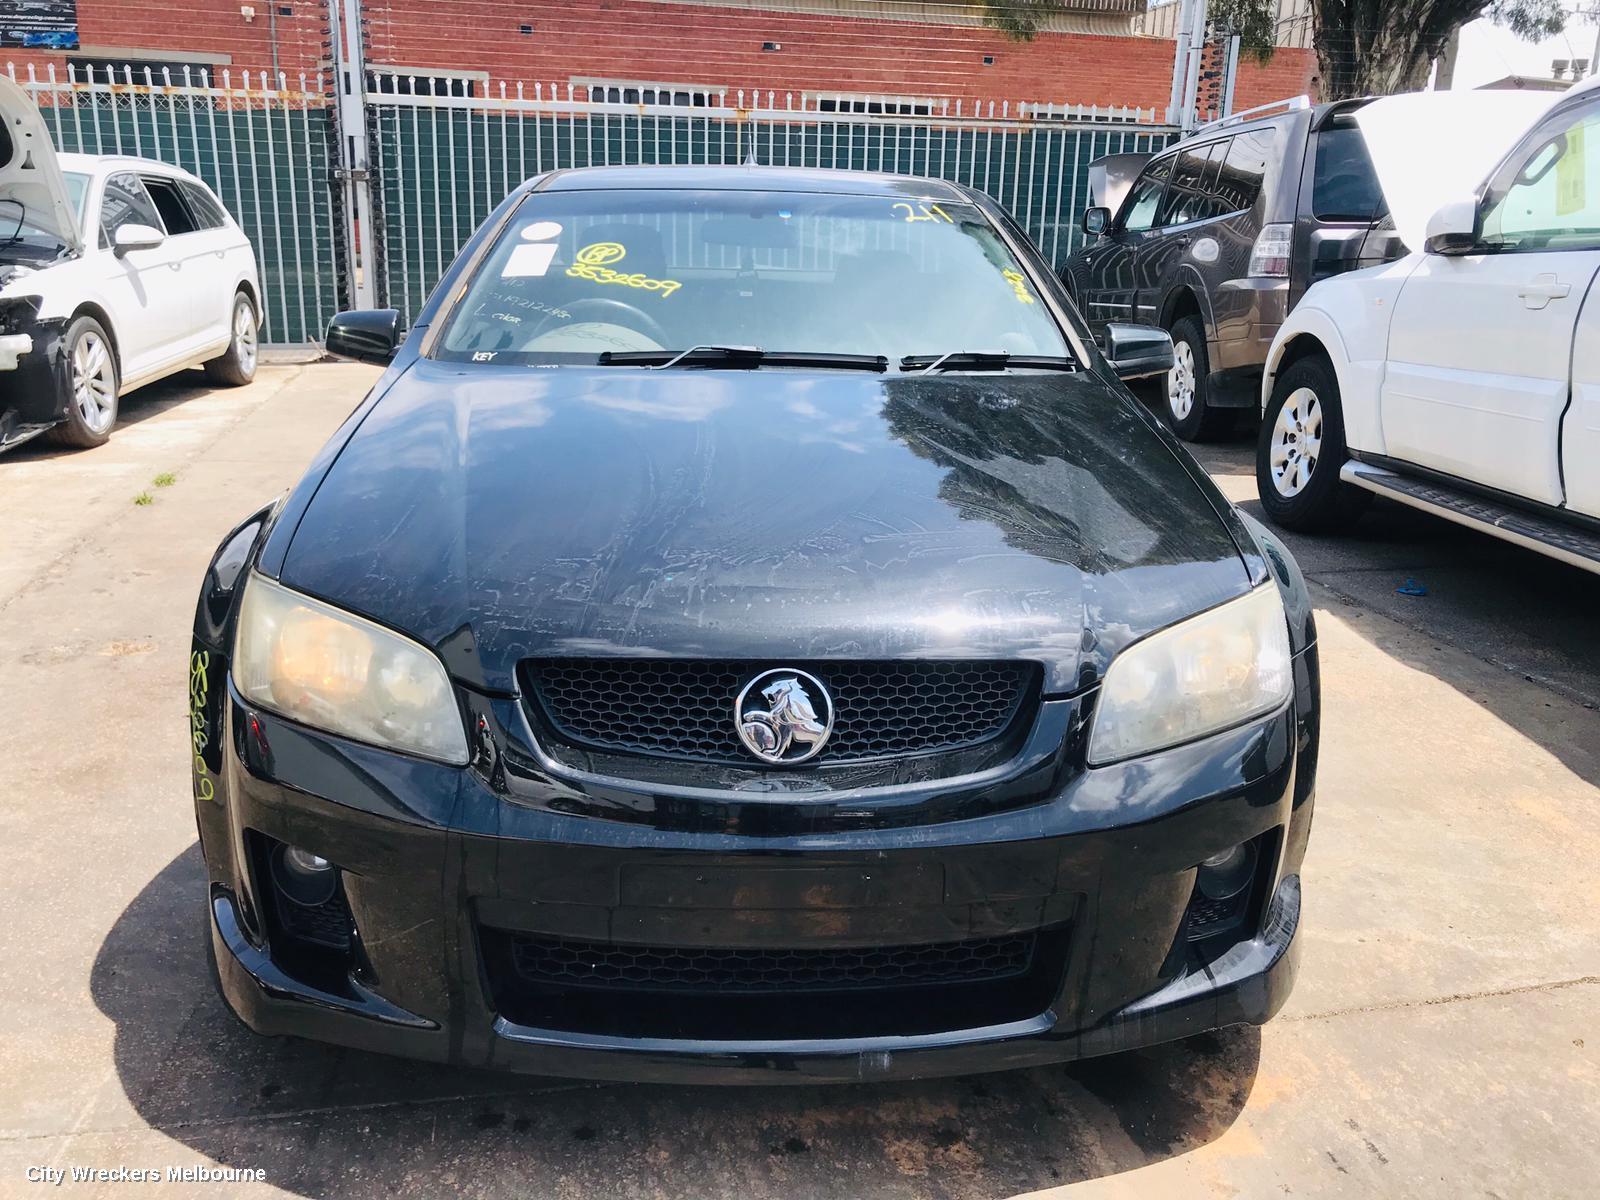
(1061, 97), (1399, 440)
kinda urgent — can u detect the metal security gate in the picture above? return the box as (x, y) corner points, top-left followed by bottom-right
(364, 86), (1178, 328)
(14, 61), (1177, 344)
(14, 64), (341, 347)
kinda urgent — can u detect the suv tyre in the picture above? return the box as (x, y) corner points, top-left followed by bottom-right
(1165, 315), (1230, 441)
(1256, 353), (1371, 532)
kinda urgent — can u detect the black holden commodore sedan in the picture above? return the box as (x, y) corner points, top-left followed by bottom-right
(189, 165), (1318, 1084)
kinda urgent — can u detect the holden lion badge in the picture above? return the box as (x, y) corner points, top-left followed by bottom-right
(734, 669), (834, 764)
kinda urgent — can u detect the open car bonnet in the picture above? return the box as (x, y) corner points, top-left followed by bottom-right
(0, 75), (82, 256)
(1354, 89), (1565, 252)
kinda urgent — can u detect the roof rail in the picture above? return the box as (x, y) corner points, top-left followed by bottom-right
(1188, 94), (1311, 137)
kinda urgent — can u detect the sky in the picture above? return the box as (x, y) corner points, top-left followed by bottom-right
(1452, 10), (1600, 88)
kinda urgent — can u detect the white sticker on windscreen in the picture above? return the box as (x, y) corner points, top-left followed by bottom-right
(501, 221), (563, 277)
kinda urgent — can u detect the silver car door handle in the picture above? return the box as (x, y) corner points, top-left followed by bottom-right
(1517, 274), (1571, 309)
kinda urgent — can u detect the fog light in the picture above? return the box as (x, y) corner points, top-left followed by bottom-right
(1196, 843), (1255, 901)
(271, 843), (338, 907)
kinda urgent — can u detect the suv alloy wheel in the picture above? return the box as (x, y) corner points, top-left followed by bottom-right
(1165, 315), (1230, 441)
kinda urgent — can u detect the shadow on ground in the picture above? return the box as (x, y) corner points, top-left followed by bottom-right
(2, 371), (221, 464)
(93, 846), (1259, 1198)
(1169, 404), (1600, 779)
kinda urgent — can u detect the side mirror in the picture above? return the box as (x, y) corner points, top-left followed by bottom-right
(112, 223), (164, 256)
(1101, 322), (1174, 382)
(325, 309), (403, 365)
(1082, 206), (1111, 237)
(1424, 198), (1478, 256)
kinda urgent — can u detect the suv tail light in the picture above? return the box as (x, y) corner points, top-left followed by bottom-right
(1248, 224), (1293, 278)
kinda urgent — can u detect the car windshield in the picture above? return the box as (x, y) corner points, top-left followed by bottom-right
(435, 188), (1073, 367)
(63, 171), (90, 229)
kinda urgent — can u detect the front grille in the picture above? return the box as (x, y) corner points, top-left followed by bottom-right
(524, 658), (1037, 764)
(279, 888), (354, 950)
(505, 931), (1036, 993)
(1183, 892), (1247, 941)
(480, 925), (1070, 1040)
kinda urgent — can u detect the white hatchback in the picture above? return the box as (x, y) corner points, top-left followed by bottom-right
(0, 77), (262, 452)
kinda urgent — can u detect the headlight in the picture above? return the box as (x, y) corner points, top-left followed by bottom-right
(234, 574), (469, 764)
(1088, 584), (1292, 765)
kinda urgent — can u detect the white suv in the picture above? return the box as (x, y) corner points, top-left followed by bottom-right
(0, 77), (262, 452)
(1256, 77), (1600, 573)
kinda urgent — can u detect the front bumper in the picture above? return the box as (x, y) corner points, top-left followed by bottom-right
(211, 876), (1299, 1085)
(199, 653), (1316, 1084)
(0, 303), (67, 452)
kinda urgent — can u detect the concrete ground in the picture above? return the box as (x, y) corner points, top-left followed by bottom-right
(1, 365), (1596, 1198)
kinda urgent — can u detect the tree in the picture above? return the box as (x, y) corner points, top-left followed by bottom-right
(1312, 0), (1566, 98)
(979, 0), (1567, 100)
(1209, 0), (1277, 64)
(976, 0), (1075, 40)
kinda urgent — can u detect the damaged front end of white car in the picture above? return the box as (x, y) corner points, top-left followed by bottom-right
(0, 75), (85, 451)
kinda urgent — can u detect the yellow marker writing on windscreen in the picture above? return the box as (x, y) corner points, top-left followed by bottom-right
(1001, 268), (1035, 305)
(565, 242), (682, 298)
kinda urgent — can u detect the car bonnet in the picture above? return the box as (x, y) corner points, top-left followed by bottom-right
(1354, 89), (1567, 253)
(276, 361), (1255, 695)
(0, 75), (82, 256)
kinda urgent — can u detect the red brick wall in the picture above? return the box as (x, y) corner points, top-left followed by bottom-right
(1232, 47), (1319, 111)
(363, 0), (1186, 110)
(3, 0), (324, 83)
(4, 0), (1316, 112)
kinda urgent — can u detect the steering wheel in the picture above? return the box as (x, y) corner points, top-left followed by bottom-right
(531, 297), (671, 345)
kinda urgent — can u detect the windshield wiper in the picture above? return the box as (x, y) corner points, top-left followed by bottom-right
(901, 351), (1078, 374)
(597, 345), (887, 372)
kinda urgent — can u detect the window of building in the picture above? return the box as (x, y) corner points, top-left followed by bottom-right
(574, 79), (717, 107)
(1023, 104), (1141, 125)
(72, 56), (218, 86)
(366, 69), (479, 98)
(812, 94), (934, 117)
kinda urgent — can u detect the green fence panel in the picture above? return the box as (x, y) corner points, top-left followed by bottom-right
(370, 98), (1176, 326)
(29, 84), (340, 345)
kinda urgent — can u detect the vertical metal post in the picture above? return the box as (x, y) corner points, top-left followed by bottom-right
(328, 0), (375, 309)
(1180, 0), (1207, 133)
(1167, 0), (1193, 126)
(1221, 33), (1241, 118)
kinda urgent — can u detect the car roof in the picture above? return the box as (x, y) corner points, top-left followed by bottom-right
(531, 163), (975, 199)
(56, 152), (207, 183)
(1159, 106), (1319, 157)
